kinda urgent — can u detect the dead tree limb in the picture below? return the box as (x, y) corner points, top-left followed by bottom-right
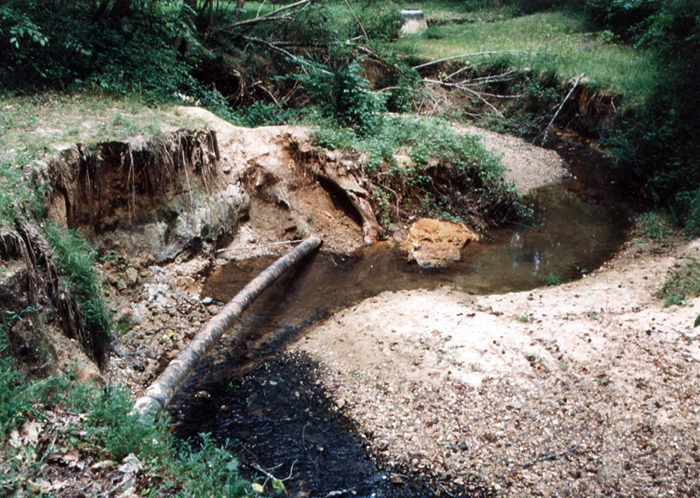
(134, 237), (322, 420)
(541, 73), (584, 145)
(344, 0), (368, 40)
(522, 445), (578, 469)
(211, 0), (310, 33)
(424, 78), (504, 117)
(242, 36), (331, 75)
(412, 51), (529, 70)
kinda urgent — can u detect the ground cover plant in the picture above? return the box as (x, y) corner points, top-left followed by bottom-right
(0, 329), (255, 496)
(658, 258), (700, 307)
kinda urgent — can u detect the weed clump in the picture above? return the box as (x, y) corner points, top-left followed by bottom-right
(0, 328), (34, 439)
(658, 259), (700, 307)
(0, 357), (254, 496)
(44, 224), (112, 365)
(633, 212), (675, 243)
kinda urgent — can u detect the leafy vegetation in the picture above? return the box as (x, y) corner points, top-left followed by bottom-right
(0, 1), (204, 100)
(633, 212), (675, 243)
(545, 273), (562, 286)
(0, 343), (254, 495)
(300, 48), (386, 136)
(658, 259), (700, 307)
(0, 325), (35, 439)
(315, 115), (529, 227)
(589, 1), (700, 235)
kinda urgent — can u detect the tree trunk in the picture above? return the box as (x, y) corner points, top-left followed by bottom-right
(110, 0), (132, 17)
(94, 0), (111, 20)
(196, 0), (214, 30)
(236, 0), (246, 21)
(134, 237), (322, 420)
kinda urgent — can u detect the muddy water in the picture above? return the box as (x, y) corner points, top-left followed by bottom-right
(171, 147), (630, 497)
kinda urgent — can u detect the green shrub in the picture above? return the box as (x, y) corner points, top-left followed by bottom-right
(0, 1), (219, 104)
(354, 2), (403, 42)
(171, 434), (252, 497)
(378, 54), (421, 114)
(264, 2), (339, 45)
(231, 101), (301, 128)
(81, 385), (161, 461)
(300, 49), (385, 136)
(679, 190), (700, 237)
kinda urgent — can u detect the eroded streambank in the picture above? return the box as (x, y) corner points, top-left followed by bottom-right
(164, 138), (646, 496)
(10, 105), (682, 497)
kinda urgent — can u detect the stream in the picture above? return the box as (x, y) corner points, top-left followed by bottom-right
(170, 143), (631, 497)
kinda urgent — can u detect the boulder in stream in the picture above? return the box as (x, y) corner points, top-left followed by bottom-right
(402, 218), (479, 267)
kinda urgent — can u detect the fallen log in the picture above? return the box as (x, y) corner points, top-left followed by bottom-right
(134, 237), (322, 420)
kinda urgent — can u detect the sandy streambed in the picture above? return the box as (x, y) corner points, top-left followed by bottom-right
(293, 238), (700, 497)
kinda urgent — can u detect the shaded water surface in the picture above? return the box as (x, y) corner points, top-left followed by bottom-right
(172, 148), (630, 497)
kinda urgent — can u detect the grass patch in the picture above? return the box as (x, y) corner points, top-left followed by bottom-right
(0, 352), (254, 496)
(633, 212), (675, 243)
(657, 259), (700, 307)
(44, 224), (113, 365)
(0, 93), (202, 162)
(396, 10), (658, 107)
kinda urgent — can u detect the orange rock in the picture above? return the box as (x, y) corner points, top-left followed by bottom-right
(402, 218), (479, 267)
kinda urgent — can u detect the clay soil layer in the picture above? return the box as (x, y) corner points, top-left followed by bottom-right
(293, 238), (700, 497)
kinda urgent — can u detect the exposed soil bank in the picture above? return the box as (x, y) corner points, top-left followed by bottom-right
(100, 107), (578, 390)
(293, 237), (700, 497)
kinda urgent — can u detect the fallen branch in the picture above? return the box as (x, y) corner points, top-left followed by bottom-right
(133, 237), (322, 419)
(251, 460), (297, 482)
(252, 81), (282, 107)
(344, 0), (368, 40)
(242, 36), (331, 75)
(211, 0), (310, 33)
(522, 445), (578, 469)
(412, 51), (529, 70)
(424, 78), (504, 117)
(540, 73), (585, 145)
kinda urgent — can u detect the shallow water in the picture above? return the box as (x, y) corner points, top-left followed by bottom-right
(171, 146), (630, 497)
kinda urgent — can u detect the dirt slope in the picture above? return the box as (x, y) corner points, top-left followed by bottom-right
(293, 238), (700, 497)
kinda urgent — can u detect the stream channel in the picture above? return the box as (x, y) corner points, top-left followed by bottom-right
(170, 143), (632, 497)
